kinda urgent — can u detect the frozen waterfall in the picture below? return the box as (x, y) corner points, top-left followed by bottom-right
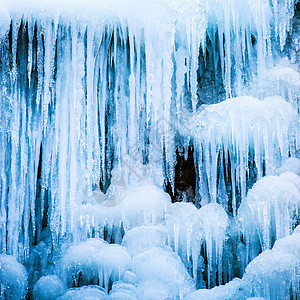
(0, 0), (299, 299)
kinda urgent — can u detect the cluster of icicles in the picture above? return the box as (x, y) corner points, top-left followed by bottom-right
(0, 0), (299, 299)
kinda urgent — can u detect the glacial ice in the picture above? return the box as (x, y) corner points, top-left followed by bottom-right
(243, 227), (300, 299)
(0, 0), (299, 298)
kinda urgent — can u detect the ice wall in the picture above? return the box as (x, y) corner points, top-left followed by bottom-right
(0, 0), (299, 298)
(0, 0), (298, 262)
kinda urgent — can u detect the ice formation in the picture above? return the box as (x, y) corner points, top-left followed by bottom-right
(131, 246), (195, 298)
(0, 0), (299, 299)
(33, 275), (66, 300)
(57, 285), (107, 300)
(0, 254), (28, 299)
(242, 227), (300, 299)
(238, 171), (300, 265)
(60, 238), (130, 291)
(192, 96), (299, 212)
(76, 183), (171, 243)
(121, 225), (167, 256)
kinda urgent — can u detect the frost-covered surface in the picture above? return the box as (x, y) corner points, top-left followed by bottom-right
(185, 227), (300, 300)
(121, 225), (167, 256)
(186, 278), (245, 300)
(0, 254), (28, 299)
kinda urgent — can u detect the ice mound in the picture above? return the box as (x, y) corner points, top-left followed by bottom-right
(131, 246), (195, 298)
(33, 275), (66, 300)
(187, 229), (300, 299)
(192, 96), (299, 212)
(108, 282), (138, 300)
(77, 183), (171, 243)
(57, 285), (107, 300)
(135, 279), (174, 300)
(186, 278), (245, 300)
(60, 238), (130, 291)
(278, 157), (300, 176)
(243, 229), (300, 299)
(0, 254), (27, 299)
(238, 172), (300, 264)
(122, 225), (167, 256)
(258, 65), (300, 110)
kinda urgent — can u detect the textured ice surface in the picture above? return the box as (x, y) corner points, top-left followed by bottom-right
(122, 225), (167, 256)
(278, 157), (300, 175)
(60, 238), (130, 291)
(243, 228), (300, 299)
(238, 172), (300, 265)
(166, 202), (228, 288)
(0, 254), (27, 299)
(0, 0), (299, 298)
(77, 183), (171, 243)
(57, 285), (107, 300)
(192, 96), (299, 211)
(186, 229), (300, 300)
(131, 246), (195, 298)
(0, 0), (298, 260)
(186, 278), (245, 300)
(192, 203), (229, 288)
(257, 65), (300, 110)
(33, 275), (66, 300)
